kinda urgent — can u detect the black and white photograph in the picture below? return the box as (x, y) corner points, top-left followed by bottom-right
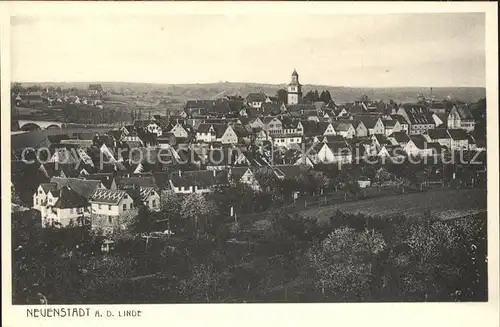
(2, 2), (498, 324)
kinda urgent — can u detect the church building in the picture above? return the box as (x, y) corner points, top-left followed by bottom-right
(287, 69), (302, 105)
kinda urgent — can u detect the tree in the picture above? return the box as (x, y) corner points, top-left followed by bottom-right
(319, 90), (332, 104)
(178, 263), (221, 302)
(254, 167), (281, 196)
(276, 89), (288, 104)
(129, 206), (154, 235)
(180, 193), (218, 236)
(307, 227), (387, 300)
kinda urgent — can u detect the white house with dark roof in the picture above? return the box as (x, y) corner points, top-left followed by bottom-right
(382, 119), (402, 136)
(167, 123), (189, 139)
(246, 93), (270, 109)
(427, 129), (452, 149)
(89, 189), (135, 229)
(196, 124), (238, 144)
(397, 105), (435, 135)
(139, 187), (161, 212)
(448, 129), (470, 150)
(262, 116), (283, 135)
(271, 134), (303, 148)
(169, 170), (229, 194)
(447, 105), (475, 132)
(229, 167), (261, 191)
(332, 121), (356, 139)
(44, 186), (90, 227)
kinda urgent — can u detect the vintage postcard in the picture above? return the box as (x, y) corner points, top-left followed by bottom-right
(1, 2), (498, 327)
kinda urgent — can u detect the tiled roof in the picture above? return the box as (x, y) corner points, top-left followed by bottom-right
(246, 93), (268, 103)
(170, 170), (229, 188)
(40, 183), (58, 193)
(448, 129), (469, 141)
(388, 131), (410, 144)
(373, 134), (390, 145)
(53, 186), (89, 209)
(390, 114), (409, 125)
(139, 187), (156, 202)
(230, 167), (253, 182)
(382, 120), (398, 128)
(116, 176), (158, 189)
(327, 141), (351, 153)
(84, 173), (115, 189)
(281, 117), (300, 129)
(90, 188), (127, 205)
(409, 135), (428, 149)
(332, 121), (353, 132)
(185, 100), (215, 111)
(353, 116), (378, 129)
(272, 164), (309, 179)
(50, 177), (101, 199)
(401, 106), (435, 125)
(428, 128), (450, 140)
(323, 135), (345, 143)
(456, 105), (474, 120)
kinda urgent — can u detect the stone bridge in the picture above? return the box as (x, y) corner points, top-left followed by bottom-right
(17, 120), (64, 131)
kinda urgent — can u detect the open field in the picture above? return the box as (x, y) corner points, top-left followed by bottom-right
(298, 188), (487, 221)
(17, 82), (486, 103)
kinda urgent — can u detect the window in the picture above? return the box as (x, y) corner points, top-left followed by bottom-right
(39, 190), (43, 195)
(123, 204), (127, 211)
(108, 205), (112, 210)
(98, 204), (102, 209)
(130, 203), (133, 209)
(152, 200), (156, 207)
(108, 216), (113, 224)
(36, 199), (38, 205)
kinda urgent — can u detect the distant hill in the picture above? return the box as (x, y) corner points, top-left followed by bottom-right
(16, 82), (486, 104)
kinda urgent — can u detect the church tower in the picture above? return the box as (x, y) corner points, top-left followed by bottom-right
(287, 69), (302, 105)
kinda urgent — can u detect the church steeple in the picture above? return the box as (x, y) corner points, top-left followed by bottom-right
(287, 69), (302, 105)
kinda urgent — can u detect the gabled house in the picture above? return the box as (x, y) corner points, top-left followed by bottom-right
(387, 131), (411, 147)
(390, 115), (409, 134)
(427, 129), (452, 149)
(378, 144), (406, 159)
(353, 116), (385, 135)
(302, 121), (336, 138)
(89, 189), (135, 230)
(229, 167), (261, 191)
(382, 119), (402, 136)
(353, 120), (368, 138)
(271, 134), (303, 148)
(196, 124), (238, 144)
(331, 121), (356, 139)
(167, 123), (189, 139)
(169, 170), (229, 194)
(405, 135), (434, 157)
(448, 129), (470, 150)
(447, 105), (475, 132)
(246, 93), (270, 109)
(262, 116), (283, 135)
(139, 187), (161, 212)
(43, 186), (90, 227)
(280, 117), (304, 135)
(397, 104), (435, 135)
(314, 142), (352, 164)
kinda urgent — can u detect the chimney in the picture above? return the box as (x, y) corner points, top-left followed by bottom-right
(178, 170), (182, 177)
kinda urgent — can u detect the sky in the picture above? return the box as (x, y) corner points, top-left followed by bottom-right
(10, 13), (485, 87)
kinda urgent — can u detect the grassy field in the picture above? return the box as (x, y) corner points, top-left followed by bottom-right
(298, 188), (487, 221)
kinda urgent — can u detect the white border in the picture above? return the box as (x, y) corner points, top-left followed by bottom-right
(1, 2), (498, 327)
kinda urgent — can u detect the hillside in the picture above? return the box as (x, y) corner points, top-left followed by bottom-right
(16, 82), (486, 104)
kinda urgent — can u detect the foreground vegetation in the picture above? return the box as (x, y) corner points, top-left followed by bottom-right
(12, 206), (487, 303)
